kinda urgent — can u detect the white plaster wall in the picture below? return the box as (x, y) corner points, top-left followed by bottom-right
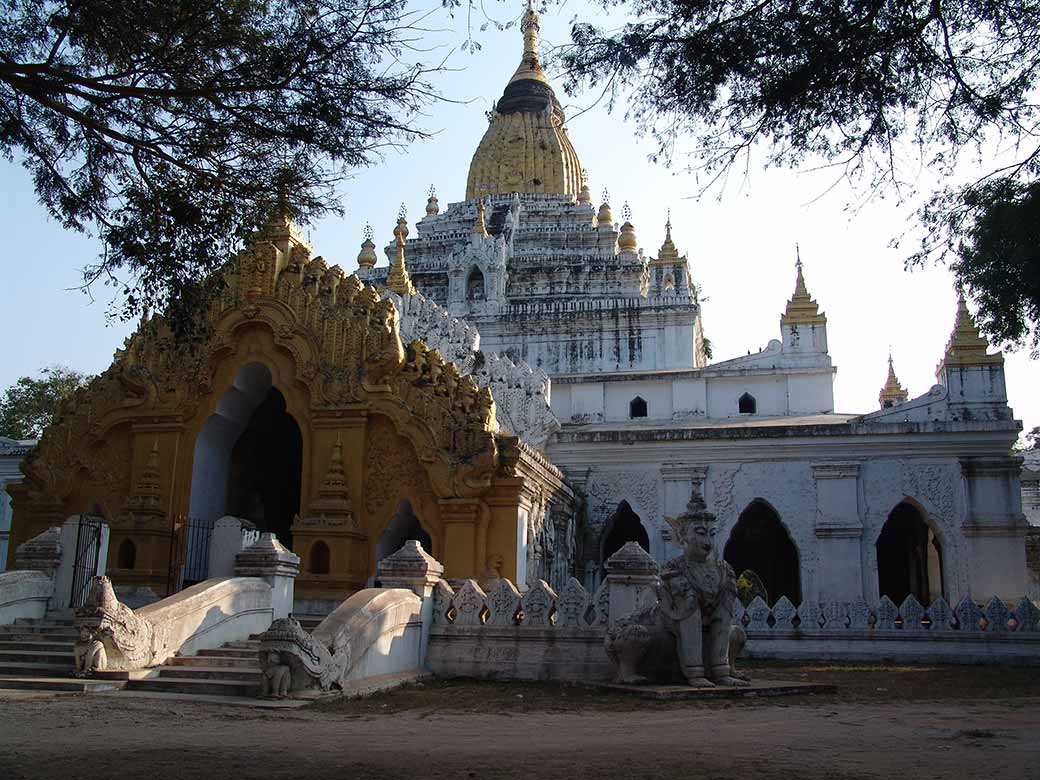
(786, 373), (835, 414)
(603, 380), (672, 421)
(672, 377), (707, 417)
(705, 375), (788, 418)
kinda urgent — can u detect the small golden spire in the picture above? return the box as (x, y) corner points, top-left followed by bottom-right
(937, 288), (1003, 372)
(577, 170), (591, 204)
(597, 189), (613, 226)
(879, 350), (909, 408)
(356, 222), (377, 268)
(471, 199), (490, 237)
(656, 210), (680, 263)
(618, 203), (637, 251)
(426, 185), (440, 216)
(781, 246), (826, 325)
(386, 205), (415, 295)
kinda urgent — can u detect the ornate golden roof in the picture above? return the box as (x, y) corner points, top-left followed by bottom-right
(781, 251), (826, 326)
(464, 3), (583, 200)
(652, 215), (681, 265)
(879, 353), (909, 408)
(937, 289), (1003, 371)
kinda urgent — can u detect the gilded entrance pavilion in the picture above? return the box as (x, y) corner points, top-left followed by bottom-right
(5, 212), (573, 605)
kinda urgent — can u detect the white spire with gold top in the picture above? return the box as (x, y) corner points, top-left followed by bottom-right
(653, 211), (681, 265)
(936, 288), (1004, 374)
(879, 351), (909, 408)
(465, 0), (584, 199)
(781, 246), (826, 326)
(471, 198), (490, 237)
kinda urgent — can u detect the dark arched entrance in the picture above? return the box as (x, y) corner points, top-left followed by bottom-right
(601, 501), (650, 563)
(877, 501), (943, 605)
(374, 500), (432, 571)
(724, 500), (801, 605)
(225, 387), (302, 548)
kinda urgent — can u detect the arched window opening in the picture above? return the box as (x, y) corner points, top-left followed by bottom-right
(375, 500), (432, 569)
(663, 275), (675, 292)
(724, 501), (801, 606)
(117, 539), (136, 570)
(466, 267), (486, 302)
(629, 396), (648, 419)
(601, 501), (650, 563)
(877, 501), (944, 605)
(738, 392), (757, 414)
(309, 540), (331, 575)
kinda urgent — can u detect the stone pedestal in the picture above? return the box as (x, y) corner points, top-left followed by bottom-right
(234, 534), (300, 619)
(811, 463), (864, 602)
(604, 541), (659, 624)
(14, 526), (63, 577)
(377, 539), (445, 668)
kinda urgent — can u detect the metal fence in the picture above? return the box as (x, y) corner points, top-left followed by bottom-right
(70, 514), (105, 608)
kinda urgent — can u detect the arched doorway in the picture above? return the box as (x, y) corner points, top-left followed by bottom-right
(466, 267), (485, 302)
(877, 501), (943, 605)
(724, 500), (801, 605)
(374, 500), (432, 572)
(188, 363), (303, 552)
(601, 501), (650, 563)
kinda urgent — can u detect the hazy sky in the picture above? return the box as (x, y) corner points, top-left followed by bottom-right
(1, 1), (1036, 437)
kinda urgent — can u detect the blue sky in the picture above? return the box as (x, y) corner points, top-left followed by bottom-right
(1, 1), (1036, 436)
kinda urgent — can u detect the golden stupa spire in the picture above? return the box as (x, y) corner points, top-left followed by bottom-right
(879, 350), (909, 408)
(509, 0), (550, 87)
(655, 209), (680, 263)
(781, 245), (826, 325)
(618, 202), (637, 252)
(596, 189), (613, 227)
(385, 204), (416, 295)
(471, 199), (490, 237)
(937, 287), (1003, 372)
(356, 222), (377, 268)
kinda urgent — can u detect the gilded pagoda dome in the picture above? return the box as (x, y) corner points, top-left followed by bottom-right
(465, 3), (584, 200)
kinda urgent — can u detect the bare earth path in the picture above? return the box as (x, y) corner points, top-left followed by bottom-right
(1, 665), (1037, 780)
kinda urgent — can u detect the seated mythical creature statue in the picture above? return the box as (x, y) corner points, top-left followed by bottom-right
(604, 486), (750, 688)
(73, 626), (108, 677)
(74, 576), (163, 671)
(260, 651), (292, 699)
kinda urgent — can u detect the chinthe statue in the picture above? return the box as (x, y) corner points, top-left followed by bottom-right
(604, 485), (749, 688)
(260, 650), (292, 699)
(658, 488), (749, 687)
(73, 626), (107, 677)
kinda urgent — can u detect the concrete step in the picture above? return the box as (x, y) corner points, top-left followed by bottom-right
(156, 665), (260, 682)
(224, 640), (260, 650)
(0, 675), (125, 693)
(0, 628), (80, 636)
(196, 647), (259, 660)
(0, 661), (73, 677)
(14, 617), (73, 627)
(168, 655), (260, 670)
(0, 650), (74, 664)
(127, 676), (259, 697)
(0, 640), (74, 654)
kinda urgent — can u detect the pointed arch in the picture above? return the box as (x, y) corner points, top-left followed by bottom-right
(876, 499), (945, 604)
(723, 499), (801, 605)
(601, 500), (650, 564)
(309, 540), (331, 575)
(466, 266), (486, 302)
(117, 538), (136, 570)
(374, 499), (433, 569)
(738, 392), (757, 414)
(629, 396), (648, 419)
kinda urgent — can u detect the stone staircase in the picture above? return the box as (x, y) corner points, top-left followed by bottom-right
(126, 639), (262, 698)
(0, 613), (328, 698)
(121, 615), (325, 699)
(0, 616), (124, 692)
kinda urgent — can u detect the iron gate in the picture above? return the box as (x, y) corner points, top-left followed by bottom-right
(167, 516), (220, 593)
(69, 513), (105, 608)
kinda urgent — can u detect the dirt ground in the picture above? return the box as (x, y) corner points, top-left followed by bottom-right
(1, 663), (1038, 780)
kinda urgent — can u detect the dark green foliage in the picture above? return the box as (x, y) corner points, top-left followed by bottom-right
(559, 0), (1040, 352)
(0, 366), (92, 439)
(0, 0), (437, 337)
